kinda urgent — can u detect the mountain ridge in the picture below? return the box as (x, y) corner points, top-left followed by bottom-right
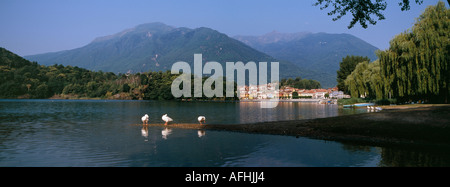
(233, 31), (379, 87)
(25, 22), (307, 81)
(25, 22), (379, 88)
(90, 22), (175, 44)
(234, 31), (311, 46)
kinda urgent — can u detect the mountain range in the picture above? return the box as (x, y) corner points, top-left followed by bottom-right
(26, 22), (379, 88)
(234, 31), (379, 87)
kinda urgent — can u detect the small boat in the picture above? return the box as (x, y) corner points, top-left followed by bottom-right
(343, 103), (375, 108)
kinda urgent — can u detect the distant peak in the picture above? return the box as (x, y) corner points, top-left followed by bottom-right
(268, 30), (279, 34)
(236, 31), (312, 45)
(91, 22), (174, 44)
(91, 28), (135, 43)
(134, 22), (174, 31)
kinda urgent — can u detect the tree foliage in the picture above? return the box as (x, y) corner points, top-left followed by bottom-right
(0, 47), (238, 100)
(280, 77), (322, 89)
(378, 1), (449, 103)
(314, 0), (426, 29)
(337, 55), (371, 94)
(344, 60), (384, 99)
(344, 2), (449, 103)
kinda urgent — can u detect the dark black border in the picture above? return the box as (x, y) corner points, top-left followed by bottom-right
(2, 167), (446, 185)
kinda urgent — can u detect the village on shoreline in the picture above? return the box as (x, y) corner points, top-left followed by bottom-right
(237, 83), (350, 101)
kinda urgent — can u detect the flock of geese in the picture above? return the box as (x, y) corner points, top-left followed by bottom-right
(141, 114), (206, 125)
(140, 114), (206, 140)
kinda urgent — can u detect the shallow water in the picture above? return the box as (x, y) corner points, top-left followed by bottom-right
(0, 99), (449, 166)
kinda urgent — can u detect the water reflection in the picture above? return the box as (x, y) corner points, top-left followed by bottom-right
(138, 125), (207, 140)
(141, 126), (149, 141)
(198, 130), (206, 138)
(238, 102), (362, 123)
(161, 127), (172, 139)
(379, 146), (450, 167)
(140, 125), (450, 167)
(2, 99), (449, 166)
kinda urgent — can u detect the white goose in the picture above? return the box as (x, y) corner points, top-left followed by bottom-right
(141, 114), (149, 125)
(198, 116), (206, 125)
(162, 114), (173, 125)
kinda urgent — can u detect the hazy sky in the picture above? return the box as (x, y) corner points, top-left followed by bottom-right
(0, 0), (445, 56)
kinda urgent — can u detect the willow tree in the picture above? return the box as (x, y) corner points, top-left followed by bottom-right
(345, 61), (369, 98)
(337, 55), (371, 94)
(366, 60), (384, 100)
(377, 1), (449, 103)
(345, 60), (384, 99)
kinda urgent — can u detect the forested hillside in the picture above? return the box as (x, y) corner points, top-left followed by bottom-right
(1, 47), (237, 100)
(25, 23), (306, 81)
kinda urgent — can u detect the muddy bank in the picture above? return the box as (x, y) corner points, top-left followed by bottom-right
(140, 105), (450, 146)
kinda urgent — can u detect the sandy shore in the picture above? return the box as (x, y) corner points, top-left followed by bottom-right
(140, 104), (450, 146)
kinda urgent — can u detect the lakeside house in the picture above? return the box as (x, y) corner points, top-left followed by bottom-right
(238, 84), (350, 100)
(329, 90), (349, 99)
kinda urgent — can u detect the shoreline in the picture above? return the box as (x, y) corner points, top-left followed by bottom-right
(3, 97), (333, 103)
(141, 104), (450, 147)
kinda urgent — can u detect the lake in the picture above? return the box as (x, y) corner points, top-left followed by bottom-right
(0, 99), (449, 166)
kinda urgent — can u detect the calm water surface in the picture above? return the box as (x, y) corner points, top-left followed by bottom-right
(0, 99), (449, 166)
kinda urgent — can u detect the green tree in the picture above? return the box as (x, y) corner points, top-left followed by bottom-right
(281, 76), (322, 89)
(62, 84), (84, 95)
(86, 81), (98, 97)
(34, 83), (50, 98)
(344, 60), (384, 99)
(377, 1), (449, 103)
(337, 55), (370, 94)
(122, 83), (131, 92)
(313, 0), (439, 29)
(345, 61), (368, 98)
(366, 60), (384, 99)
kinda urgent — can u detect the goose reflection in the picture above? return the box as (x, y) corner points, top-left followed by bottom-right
(197, 130), (206, 138)
(141, 125), (149, 141)
(161, 127), (172, 139)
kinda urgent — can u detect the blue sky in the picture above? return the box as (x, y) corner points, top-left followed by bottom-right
(0, 0), (445, 56)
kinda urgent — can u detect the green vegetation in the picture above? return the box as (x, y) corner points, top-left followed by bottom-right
(280, 77), (321, 89)
(314, 0), (427, 29)
(25, 23), (306, 82)
(0, 47), (237, 100)
(27, 22), (380, 89)
(336, 55), (371, 94)
(342, 2), (449, 104)
(344, 60), (383, 99)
